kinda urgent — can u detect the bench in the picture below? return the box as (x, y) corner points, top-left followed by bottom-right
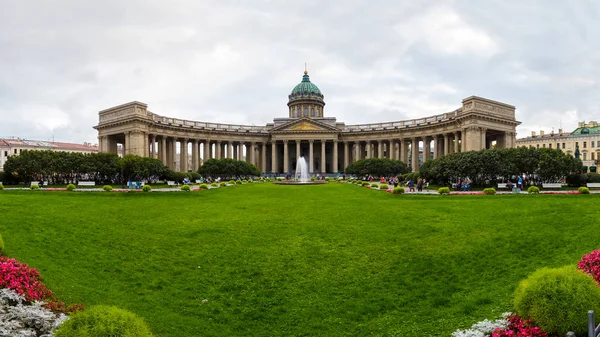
(77, 181), (96, 187)
(542, 183), (563, 189)
(497, 183), (507, 189)
(195, 180), (202, 184)
(167, 181), (177, 187)
(587, 183), (600, 188)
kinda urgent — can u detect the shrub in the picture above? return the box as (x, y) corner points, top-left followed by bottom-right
(229, 180), (235, 185)
(236, 180), (242, 185)
(578, 250), (600, 284)
(242, 179), (247, 183)
(189, 172), (201, 182)
(211, 182), (218, 187)
(355, 180), (362, 185)
(371, 183), (378, 188)
(438, 187), (450, 195)
(180, 184), (190, 192)
(566, 174), (587, 187)
(578, 186), (590, 194)
(527, 186), (539, 194)
(103, 185), (113, 192)
(514, 265), (600, 336)
(0, 183), (3, 190)
(199, 183), (208, 190)
(380, 184), (389, 190)
(392, 187), (404, 194)
(66, 184), (76, 191)
(325, 177), (331, 181)
(0, 256), (53, 301)
(30, 184), (40, 190)
(0, 233), (3, 254)
(586, 172), (600, 183)
(310, 177), (316, 181)
(483, 188), (496, 195)
(54, 305), (153, 337)
(220, 182), (226, 187)
(362, 182), (370, 187)
(142, 185), (151, 192)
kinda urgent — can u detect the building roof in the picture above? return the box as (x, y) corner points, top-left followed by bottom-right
(0, 138), (98, 151)
(289, 71), (324, 99)
(572, 126), (600, 136)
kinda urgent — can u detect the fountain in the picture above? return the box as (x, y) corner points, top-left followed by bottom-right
(273, 156), (327, 185)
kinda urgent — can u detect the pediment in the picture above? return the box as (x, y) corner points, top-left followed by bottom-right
(271, 119), (340, 133)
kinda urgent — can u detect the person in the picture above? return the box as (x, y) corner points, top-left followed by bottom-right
(417, 177), (423, 192)
(368, 175), (373, 182)
(394, 176), (399, 188)
(518, 176), (523, 190)
(408, 179), (415, 192)
(380, 176), (386, 183)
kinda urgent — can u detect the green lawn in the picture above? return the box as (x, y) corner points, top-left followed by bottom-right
(1, 184), (599, 336)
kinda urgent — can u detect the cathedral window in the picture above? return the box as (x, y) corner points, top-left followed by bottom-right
(304, 108), (308, 116)
(311, 108), (315, 117)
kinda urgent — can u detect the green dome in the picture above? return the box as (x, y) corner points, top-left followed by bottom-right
(289, 72), (324, 100)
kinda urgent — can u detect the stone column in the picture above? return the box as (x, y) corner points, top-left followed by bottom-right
(443, 134), (449, 155)
(461, 129), (467, 152)
(321, 140), (326, 173)
(394, 140), (400, 160)
(424, 137), (431, 162)
(366, 141), (371, 159)
(296, 140), (301, 159)
(238, 143), (244, 161)
(399, 139), (406, 163)
(226, 142), (232, 159)
(250, 142), (256, 166)
(332, 140), (339, 173)
(171, 137), (177, 170)
(142, 132), (148, 157)
(309, 140), (314, 173)
(216, 141), (222, 159)
(271, 142), (277, 173)
(481, 128), (487, 150)
(148, 134), (154, 158)
(283, 140), (289, 173)
(454, 132), (459, 153)
(204, 140), (211, 162)
(160, 137), (167, 165)
(261, 143), (267, 172)
(355, 141), (360, 162)
(180, 139), (188, 172)
(377, 140), (383, 158)
(343, 141), (349, 170)
(192, 140), (199, 171)
(411, 137), (419, 172)
(433, 136), (440, 160)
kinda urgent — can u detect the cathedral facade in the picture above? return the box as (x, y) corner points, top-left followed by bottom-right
(95, 71), (520, 174)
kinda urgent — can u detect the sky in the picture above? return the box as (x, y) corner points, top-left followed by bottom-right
(1, 0), (599, 144)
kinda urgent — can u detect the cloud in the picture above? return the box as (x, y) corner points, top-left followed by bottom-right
(0, 1), (599, 144)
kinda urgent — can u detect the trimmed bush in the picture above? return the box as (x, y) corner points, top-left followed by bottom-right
(362, 182), (370, 187)
(0, 183), (3, 190)
(310, 177), (316, 181)
(514, 265), (600, 336)
(242, 180), (247, 183)
(142, 185), (151, 192)
(30, 184), (40, 190)
(325, 177), (331, 181)
(180, 184), (191, 192)
(0, 233), (4, 254)
(371, 183), (378, 188)
(103, 185), (113, 192)
(438, 187), (450, 195)
(54, 305), (153, 337)
(211, 182), (218, 187)
(380, 184), (389, 190)
(199, 183), (208, 190)
(527, 186), (539, 194)
(66, 184), (76, 191)
(229, 180), (235, 185)
(236, 180), (242, 185)
(483, 188), (496, 195)
(355, 180), (362, 185)
(392, 187), (404, 194)
(578, 186), (590, 194)
(220, 182), (227, 187)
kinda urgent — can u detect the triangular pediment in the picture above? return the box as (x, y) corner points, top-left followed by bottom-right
(271, 119), (340, 133)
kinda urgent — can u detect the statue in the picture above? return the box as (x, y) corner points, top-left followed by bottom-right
(575, 144), (581, 159)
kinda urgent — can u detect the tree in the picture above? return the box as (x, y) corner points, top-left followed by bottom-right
(345, 158), (409, 177)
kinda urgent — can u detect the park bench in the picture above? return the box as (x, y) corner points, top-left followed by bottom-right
(167, 181), (177, 187)
(587, 183), (600, 188)
(542, 183), (562, 189)
(195, 180), (202, 184)
(77, 181), (95, 187)
(497, 183), (508, 189)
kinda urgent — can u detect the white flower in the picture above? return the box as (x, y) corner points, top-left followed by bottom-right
(451, 313), (512, 337)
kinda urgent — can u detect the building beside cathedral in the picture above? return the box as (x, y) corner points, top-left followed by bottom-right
(95, 71), (520, 174)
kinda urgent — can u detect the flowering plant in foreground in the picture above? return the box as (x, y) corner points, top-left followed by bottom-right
(578, 249), (600, 284)
(452, 313), (511, 337)
(491, 314), (553, 337)
(0, 256), (53, 301)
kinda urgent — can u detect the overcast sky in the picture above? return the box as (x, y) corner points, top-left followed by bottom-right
(1, 1), (599, 144)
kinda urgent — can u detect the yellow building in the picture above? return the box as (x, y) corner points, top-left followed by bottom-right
(516, 121), (600, 172)
(0, 138), (99, 171)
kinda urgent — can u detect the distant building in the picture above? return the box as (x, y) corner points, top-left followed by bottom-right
(0, 138), (99, 171)
(516, 121), (600, 172)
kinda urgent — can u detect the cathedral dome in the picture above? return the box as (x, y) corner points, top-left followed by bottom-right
(287, 70), (325, 118)
(289, 71), (324, 99)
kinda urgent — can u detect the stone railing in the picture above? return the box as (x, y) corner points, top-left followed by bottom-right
(148, 112), (269, 133)
(343, 110), (460, 132)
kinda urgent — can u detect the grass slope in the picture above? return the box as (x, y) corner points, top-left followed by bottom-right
(1, 184), (599, 336)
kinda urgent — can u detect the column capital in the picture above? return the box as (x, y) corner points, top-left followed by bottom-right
(365, 140), (371, 144)
(333, 139), (338, 143)
(309, 139), (314, 143)
(283, 139), (289, 144)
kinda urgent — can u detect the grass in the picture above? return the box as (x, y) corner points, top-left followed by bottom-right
(1, 184), (600, 336)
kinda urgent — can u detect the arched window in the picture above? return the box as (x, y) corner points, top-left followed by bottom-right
(311, 108), (315, 117)
(304, 107), (308, 116)
(297, 107), (301, 117)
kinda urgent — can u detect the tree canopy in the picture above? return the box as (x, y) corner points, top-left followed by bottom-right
(344, 158), (410, 177)
(197, 158), (260, 179)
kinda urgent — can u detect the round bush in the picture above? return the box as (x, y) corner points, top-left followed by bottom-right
(142, 185), (151, 192)
(527, 186), (539, 194)
(380, 184), (389, 190)
(438, 187), (450, 195)
(371, 183), (378, 188)
(235, 180), (242, 185)
(103, 185), (113, 192)
(210, 182), (218, 187)
(325, 177), (331, 181)
(0, 183), (4, 190)
(579, 186), (590, 194)
(180, 184), (191, 192)
(483, 188), (496, 195)
(362, 182), (370, 187)
(229, 180), (235, 185)
(0, 233), (4, 254)
(54, 305), (153, 337)
(66, 183), (76, 191)
(199, 183), (208, 190)
(392, 187), (405, 194)
(220, 182), (227, 187)
(30, 184), (40, 190)
(514, 265), (600, 336)
(355, 180), (362, 185)
(310, 177), (316, 181)
(242, 180), (247, 183)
